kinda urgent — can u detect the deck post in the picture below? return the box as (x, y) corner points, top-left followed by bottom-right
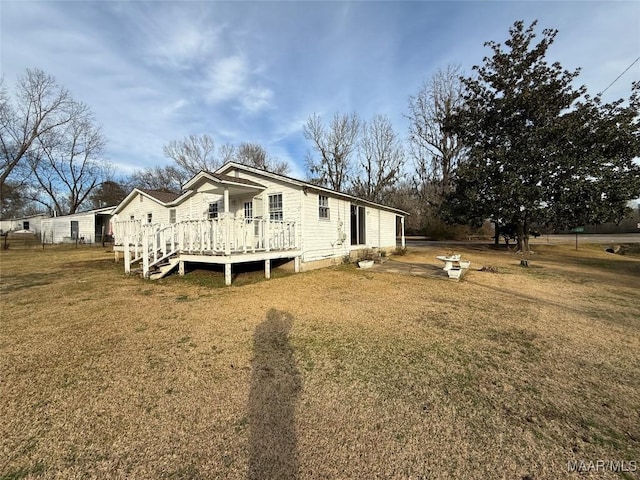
(114, 250), (120, 262)
(401, 216), (406, 249)
(124, 242), (130, 274)
(265, 259), (271, 280)
(179, 260), (185, 276)
(294, 256), (300, 273)
(225, 263), (232, 286)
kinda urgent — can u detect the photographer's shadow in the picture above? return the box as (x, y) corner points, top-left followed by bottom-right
(248, 309), (301, 480)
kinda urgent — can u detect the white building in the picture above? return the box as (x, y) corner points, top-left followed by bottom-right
(112, 162), (407, 284)
(0, 214), (49, 237)
(41, 206), (115, 244)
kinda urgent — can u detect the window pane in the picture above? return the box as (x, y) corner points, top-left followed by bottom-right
(208, 203), (218, 219)
(269, 194), (283, 221)
(319, 195), (329, 219)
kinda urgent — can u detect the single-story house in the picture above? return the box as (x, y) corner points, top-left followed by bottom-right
(112, 162), (407, 284)
(41, 206), (116, 244)
(0, 214), (49, 237)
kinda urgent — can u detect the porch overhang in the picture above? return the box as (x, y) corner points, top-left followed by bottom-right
(182, 171), (266, 196)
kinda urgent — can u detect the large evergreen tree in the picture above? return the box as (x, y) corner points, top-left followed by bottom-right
(446, 21), (640, 251)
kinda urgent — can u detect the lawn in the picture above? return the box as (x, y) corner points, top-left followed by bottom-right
(1, 243), (639, 479)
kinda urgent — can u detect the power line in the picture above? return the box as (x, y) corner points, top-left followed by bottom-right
(599, 56), (640, 95)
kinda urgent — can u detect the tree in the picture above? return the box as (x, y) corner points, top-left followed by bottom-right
(163, 133), (219, 176)
(28, 111), (108, 214)
(0, 180), (29, 217)
(351, 114), (404, 203)
(133, 135), (287, 192)
(131, 165), (184, 192)
(407, 65), (466, 207)
(88, 179), (130, 209)
(233, 142), (290, 174)
(446, 20), (640, 251)
(303, 112), (360, 191)
(0, 68), (89, 197)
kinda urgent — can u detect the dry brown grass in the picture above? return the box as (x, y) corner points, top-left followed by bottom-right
(1, 243), (639, 480)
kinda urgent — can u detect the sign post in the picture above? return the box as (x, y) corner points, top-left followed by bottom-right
(571, 227), (584, 250)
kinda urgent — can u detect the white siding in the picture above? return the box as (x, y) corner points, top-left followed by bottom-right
(0, 215), (48, 235)
(176, 191), (223, 221)
(301, 193), (351, 261)
(231, 169), (303, 222)
(41, 214), (96, 243)
(114, 192), (172, 225)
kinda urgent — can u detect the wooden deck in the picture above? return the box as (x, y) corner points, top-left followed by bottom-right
(114, 217), (301, 284)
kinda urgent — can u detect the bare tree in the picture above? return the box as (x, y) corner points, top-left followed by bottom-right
(235, 142), (290, 174)
(303, 112), (360, 191)
(131, 165), (184, 192)
(134, 136), (287, 192)
(407, 65), (466, 206)
(0, 69), (88, 190)
(28, 111), (108, 214)
(163, 133), (219, 176)
(351, 114), (404, 203)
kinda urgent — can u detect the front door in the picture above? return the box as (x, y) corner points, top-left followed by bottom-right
(350, 205), (366, 245)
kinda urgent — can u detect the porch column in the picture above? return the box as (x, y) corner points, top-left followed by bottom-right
(263, 195), (270, 252)
(225, 263), (232, 286)
(224, 187), (230, 215)
(265, 259), (271, 280)
(401, 216), (406, 249)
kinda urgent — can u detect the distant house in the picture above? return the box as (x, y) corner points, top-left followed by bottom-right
(41, 206), (116, 244)
(0, 214), (49, 237)
(112, 162), (407, 284)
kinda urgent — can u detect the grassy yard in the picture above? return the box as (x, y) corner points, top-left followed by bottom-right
(1, 243), (639, 479)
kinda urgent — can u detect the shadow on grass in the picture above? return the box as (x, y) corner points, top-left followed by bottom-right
(248, 309), (301, 480)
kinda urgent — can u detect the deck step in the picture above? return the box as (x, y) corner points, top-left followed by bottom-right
(149, 257), (180, 280)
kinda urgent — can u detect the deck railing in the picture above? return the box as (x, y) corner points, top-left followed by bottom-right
(117, 217), (300, 276)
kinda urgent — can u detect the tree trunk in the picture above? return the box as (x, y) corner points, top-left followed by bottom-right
(494, 221), (500, 245)
(516, 222), (530, 252)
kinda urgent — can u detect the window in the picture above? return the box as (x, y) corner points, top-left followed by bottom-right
(269, 194), (283, 221)
(23, 221), (30, 230)
(130, 215), (135, 221)
(169, 209), (176, 224)
(139, 193), (143, 202)
(146, 213), (153, 224)
(319, 195), (329, 219)
(71, 220), (79, 239)
(244, 201), (253, 219)
(208, 202), (218, 219)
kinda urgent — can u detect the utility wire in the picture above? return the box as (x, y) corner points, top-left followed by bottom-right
(599, 56), (640, 95)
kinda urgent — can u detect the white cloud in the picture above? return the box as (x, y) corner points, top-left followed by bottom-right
(203, 55), (274, 114)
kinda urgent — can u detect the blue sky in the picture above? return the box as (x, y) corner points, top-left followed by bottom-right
(2, 1), (639, 180)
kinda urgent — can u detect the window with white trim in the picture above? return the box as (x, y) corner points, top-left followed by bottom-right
(269, 194), (283, 221)
(319, 195), (329, 219)
(169, 209), (176, 224)
(146, 213), (153, 224)
(208, 202), (218, 219)
(244, 201), (253, 219)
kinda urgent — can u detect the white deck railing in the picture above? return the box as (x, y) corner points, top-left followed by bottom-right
(116, 217), (300, 276)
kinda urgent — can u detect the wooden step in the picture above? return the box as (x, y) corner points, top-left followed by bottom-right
(149, 257), (180, 280)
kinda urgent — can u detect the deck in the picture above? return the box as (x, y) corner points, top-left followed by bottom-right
(114, 217), (301, 284)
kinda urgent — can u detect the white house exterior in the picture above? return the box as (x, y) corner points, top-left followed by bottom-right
(112, 162), (406, 284)
(0, 214), (49, 237)
(41, 206), (115, 244)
